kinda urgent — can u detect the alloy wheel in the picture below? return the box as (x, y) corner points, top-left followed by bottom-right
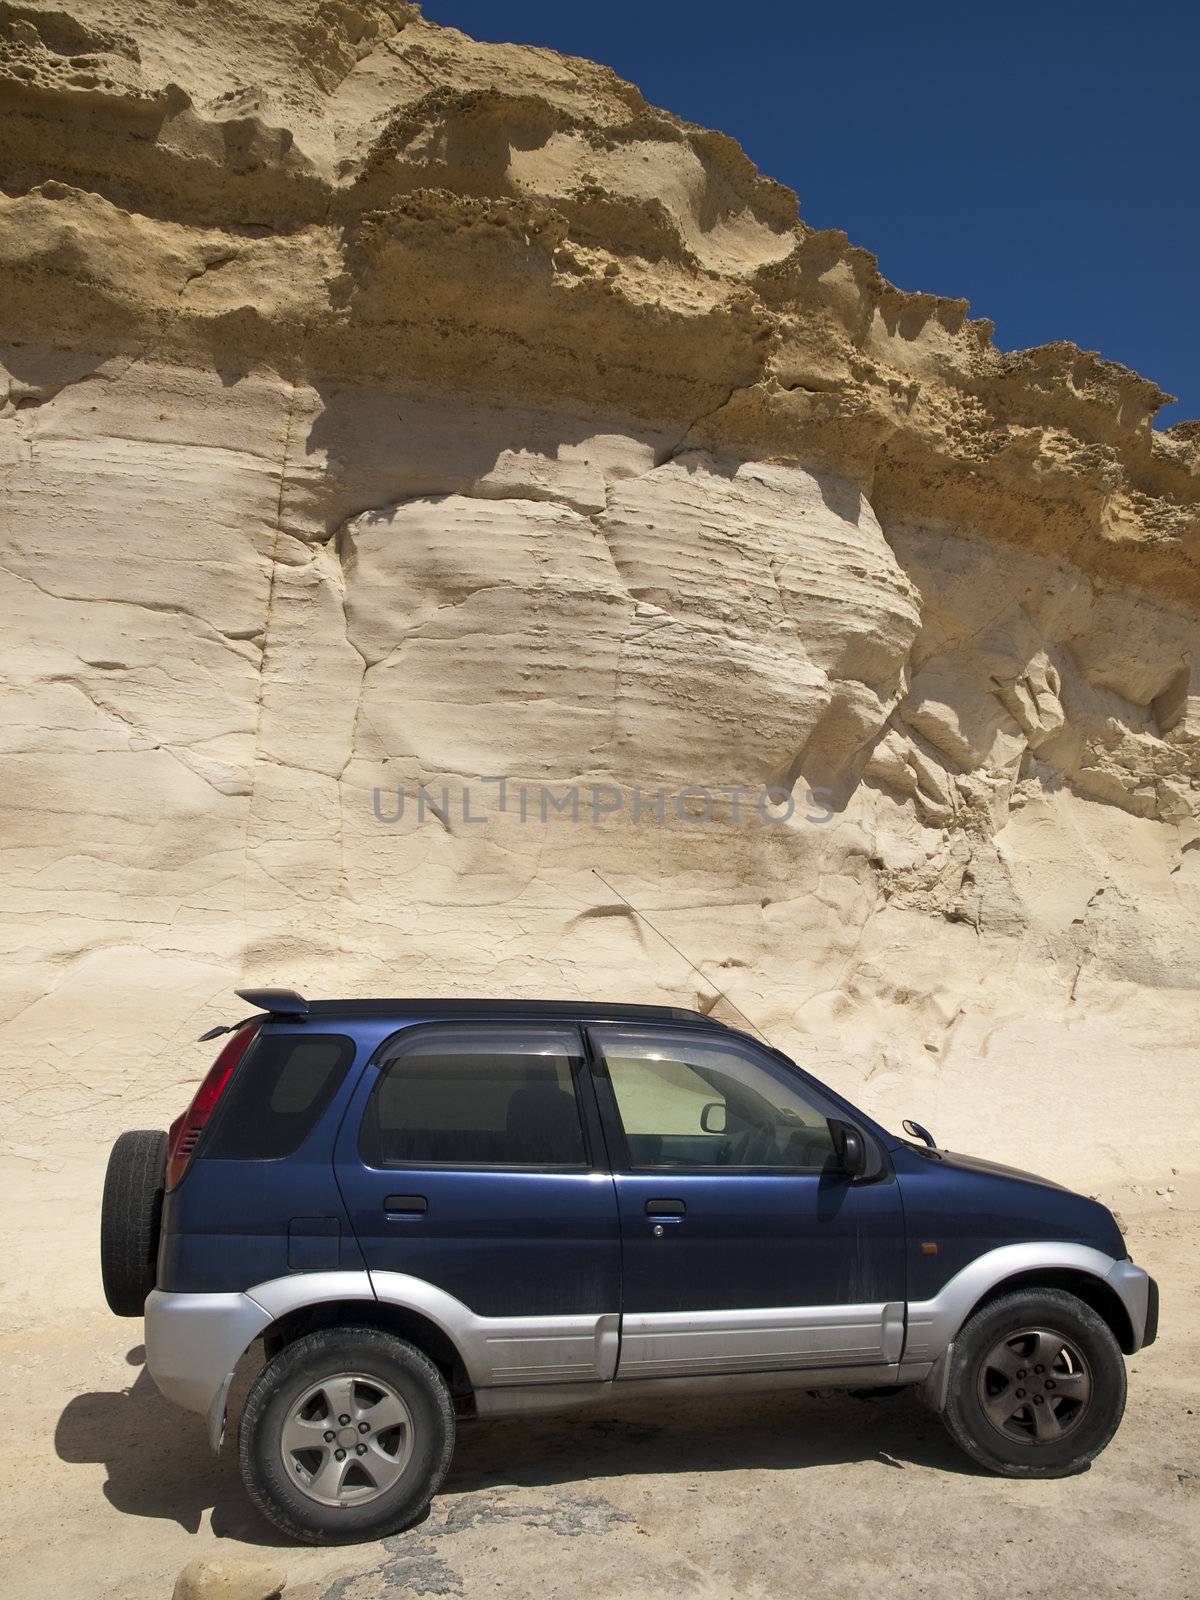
(279, 1371), (415, 1507)
(977, 1325), (1093, 1444)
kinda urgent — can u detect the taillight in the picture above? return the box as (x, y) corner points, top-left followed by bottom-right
(164, 1021), (261, 1190)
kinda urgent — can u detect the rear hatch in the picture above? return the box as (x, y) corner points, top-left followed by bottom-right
(156, 1019), (366, 1293)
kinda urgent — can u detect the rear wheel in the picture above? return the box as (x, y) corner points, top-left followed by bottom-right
(100, 1129), (168, 1316)
(941, 1287), (1127, 1477)
(238, 1327), (455, 1544)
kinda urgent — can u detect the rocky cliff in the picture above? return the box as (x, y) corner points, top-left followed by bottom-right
(2, 0), (1197, 1195)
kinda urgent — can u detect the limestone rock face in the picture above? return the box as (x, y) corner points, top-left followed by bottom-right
(1, 1), (1198, 1195)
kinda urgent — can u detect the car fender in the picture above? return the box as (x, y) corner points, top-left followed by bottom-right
(145, 1271), (376, 1450)
(905, 1241), (1148, 1369)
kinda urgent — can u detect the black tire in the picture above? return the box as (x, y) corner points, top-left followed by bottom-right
(238, 1326), (456, 1545)
(941, 1287), (1127, 1478)
(100, 1129), (168, 1316)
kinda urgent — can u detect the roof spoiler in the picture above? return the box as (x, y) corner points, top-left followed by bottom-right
(195, 988), (309, 1042)
(234, 986), (309, 1017)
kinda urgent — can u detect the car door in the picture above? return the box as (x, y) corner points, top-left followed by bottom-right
(336, 1019), (621, 1388)
(587, 1024), (907, 1379)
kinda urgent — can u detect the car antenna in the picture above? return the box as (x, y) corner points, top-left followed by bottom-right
(591, 867), (779, 1047)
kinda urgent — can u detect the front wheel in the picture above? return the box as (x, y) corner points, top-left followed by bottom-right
(238, 1327), (456, 1544)
(941, 1287), (1127, 1477)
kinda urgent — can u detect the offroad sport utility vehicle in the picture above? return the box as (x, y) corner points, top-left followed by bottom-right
(101, 989), (1158, 1544)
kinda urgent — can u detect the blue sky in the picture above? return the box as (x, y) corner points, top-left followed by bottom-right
(423, 1), (1198, 425)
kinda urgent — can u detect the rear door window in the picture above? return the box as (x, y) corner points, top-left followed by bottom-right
(203, 1032), (356, 1160)
(360, 1024), (588, 1168)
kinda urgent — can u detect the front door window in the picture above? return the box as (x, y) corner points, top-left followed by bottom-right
(595, 1027), (837, 1171)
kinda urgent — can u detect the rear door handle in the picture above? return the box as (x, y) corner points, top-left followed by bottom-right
(384, 1194), (428, 1215)
(645, 1198), (686, 1217)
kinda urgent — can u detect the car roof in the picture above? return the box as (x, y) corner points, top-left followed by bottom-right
(236, 987), (727, 1028)
(308, 999), (720, 1024)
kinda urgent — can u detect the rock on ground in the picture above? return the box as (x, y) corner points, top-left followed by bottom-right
(172, 1558), (285, 1600)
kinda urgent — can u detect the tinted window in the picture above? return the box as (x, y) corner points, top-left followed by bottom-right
(361, 1024), (587, 1168)
(593, 1026), (837, 1171)
(203, 1032), (356, 1160)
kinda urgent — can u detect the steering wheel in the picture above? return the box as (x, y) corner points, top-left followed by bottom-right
(729, 1121), (777, 1165)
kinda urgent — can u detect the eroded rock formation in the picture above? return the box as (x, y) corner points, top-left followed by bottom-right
(2, 0), (1197, 1192)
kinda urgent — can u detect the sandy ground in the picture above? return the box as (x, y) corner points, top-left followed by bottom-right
(1, 1164), (1195, 1600)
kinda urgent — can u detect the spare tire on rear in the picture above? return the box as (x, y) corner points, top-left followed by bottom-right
(101, 1129), (168, 1316)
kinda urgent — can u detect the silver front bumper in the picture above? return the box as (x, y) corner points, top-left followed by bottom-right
(1106, 1258), (1154, 1351)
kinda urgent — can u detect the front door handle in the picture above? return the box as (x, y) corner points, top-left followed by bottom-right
(645, 1198), (686, 1217)
(384, 1194), (428, 1215)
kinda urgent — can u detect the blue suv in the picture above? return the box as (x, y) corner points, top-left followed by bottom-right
(100, 989), (1158, 1544)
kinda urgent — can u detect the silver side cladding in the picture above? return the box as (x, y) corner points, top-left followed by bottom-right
(616, 1301), (901, 1379)
(369, 1270), (618, 1386)
(245, 1270), (374, 1323)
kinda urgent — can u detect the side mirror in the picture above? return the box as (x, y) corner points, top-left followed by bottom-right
(902, 1118), (937, 1150)
(700, 1101), (727, 1134)
(829, 1118), (868, 1178)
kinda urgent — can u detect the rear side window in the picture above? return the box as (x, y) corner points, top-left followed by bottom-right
(361, 1024), (587, 1168)
(203, 1032), (356, 1161)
